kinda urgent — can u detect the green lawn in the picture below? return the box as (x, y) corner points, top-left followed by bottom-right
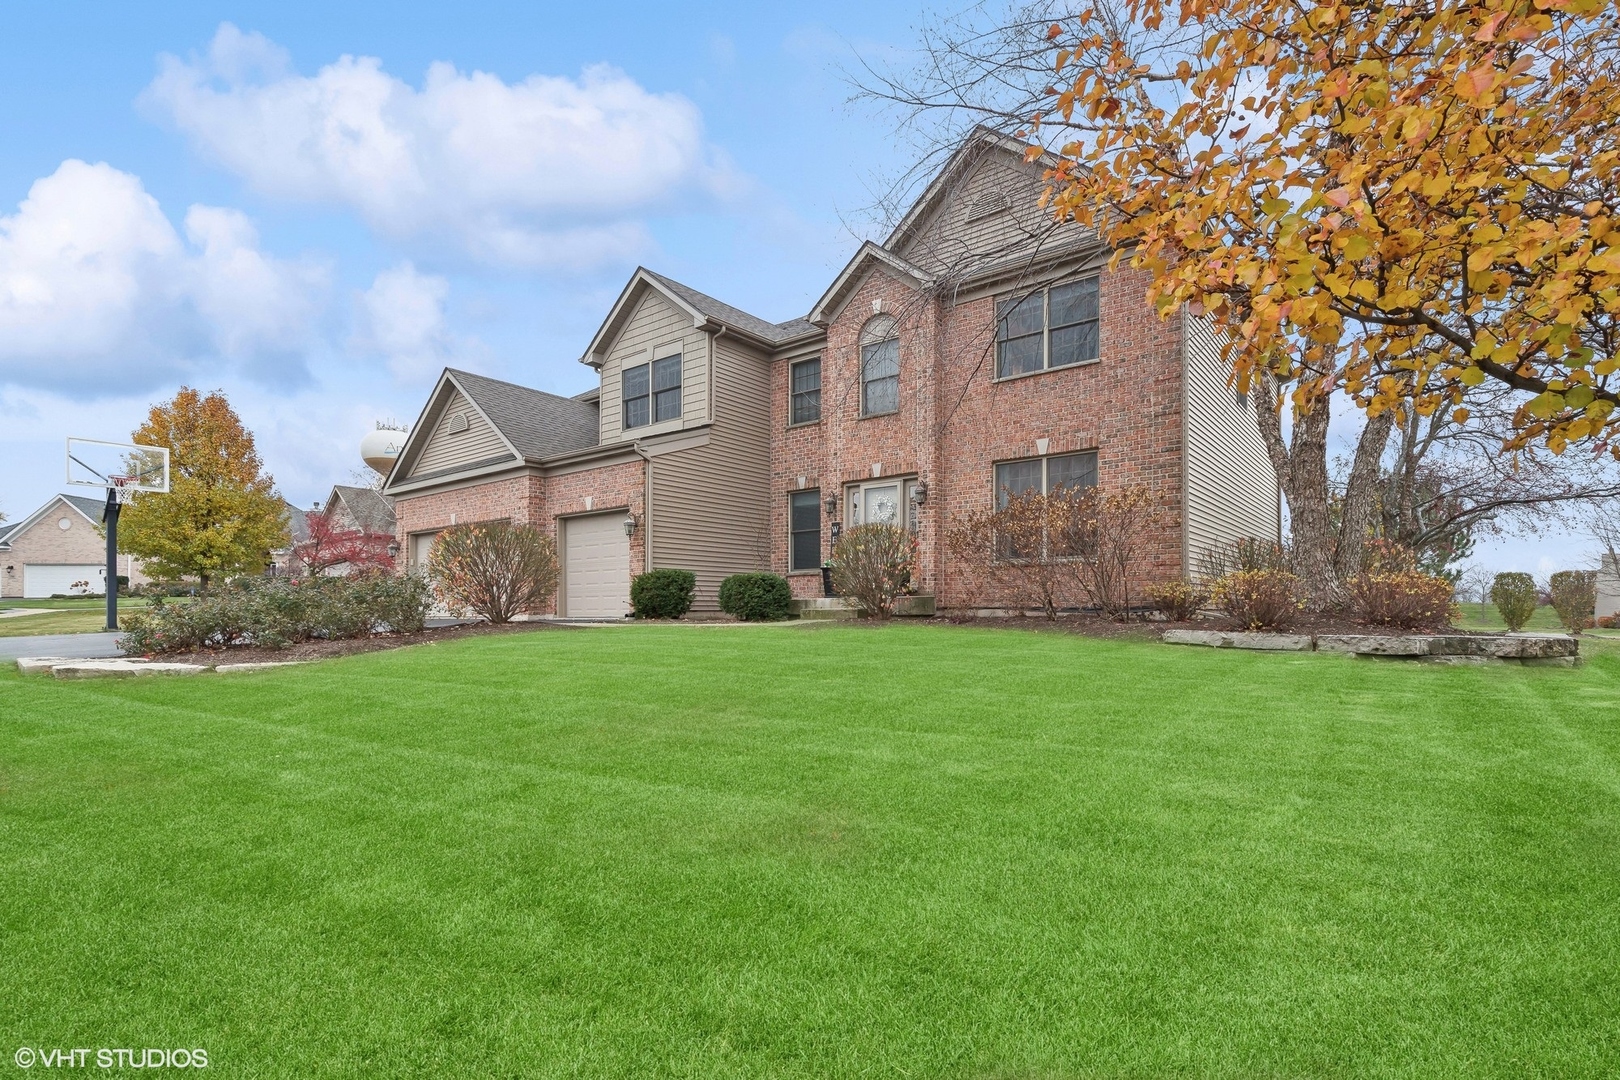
(3, 624), (1619, 1077)
(0, 596), (169, 637)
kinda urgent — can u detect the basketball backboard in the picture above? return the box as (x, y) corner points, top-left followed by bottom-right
(66, 438), (170, 501)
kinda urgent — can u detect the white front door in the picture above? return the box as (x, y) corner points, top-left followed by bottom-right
(563, 512), (631, 618)
(847, 479), (918, 530)
(24, 564), (105, 598)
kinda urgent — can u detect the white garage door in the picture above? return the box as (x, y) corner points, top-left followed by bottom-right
(563, 512), (630, 618)
(24, 564), (105, 598)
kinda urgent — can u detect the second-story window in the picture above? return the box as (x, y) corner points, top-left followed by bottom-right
(996, 276), (1101, 379)
(790, 357), (821, 425)
(860, 316), (900, 417)
(623, 354), (682, 429)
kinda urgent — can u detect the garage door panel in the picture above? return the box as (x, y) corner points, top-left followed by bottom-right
(564, 513), (630, 618)
(24, 564), (106, 598)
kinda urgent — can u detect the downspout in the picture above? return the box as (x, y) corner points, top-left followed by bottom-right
(631, 439), (653, 573)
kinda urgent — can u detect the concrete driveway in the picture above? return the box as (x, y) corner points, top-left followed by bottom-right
(0, 632), (124, 661)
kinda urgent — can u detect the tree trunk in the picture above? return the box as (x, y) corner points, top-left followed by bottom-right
(1255, 374), (1339, 607)
(1333, 408), (1396, 580)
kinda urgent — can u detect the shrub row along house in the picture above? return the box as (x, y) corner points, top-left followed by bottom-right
(383, 130), (1280, 616)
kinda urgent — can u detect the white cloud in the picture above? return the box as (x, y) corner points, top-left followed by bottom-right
(0, 159), (328, 395)
(143, 24), (739, 268)
(353, 262), (481, 380)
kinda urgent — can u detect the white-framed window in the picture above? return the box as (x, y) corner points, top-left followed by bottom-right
(623, 354), (682, 429)
(996, 277), (1100, 379)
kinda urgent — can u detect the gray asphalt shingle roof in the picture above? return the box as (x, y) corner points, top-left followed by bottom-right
(329, 485), (397, 536)
(63, 494), (109, 522)
(448, 369), (600, 462)
(641, 269), (819, 344)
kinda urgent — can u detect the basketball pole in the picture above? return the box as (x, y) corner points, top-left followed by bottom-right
(104, 487), (120, 632)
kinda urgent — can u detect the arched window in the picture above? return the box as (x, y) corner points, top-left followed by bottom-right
(859, 315), (899, 417)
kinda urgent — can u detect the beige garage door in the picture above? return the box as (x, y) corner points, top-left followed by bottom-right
(563, 512), (630, 618)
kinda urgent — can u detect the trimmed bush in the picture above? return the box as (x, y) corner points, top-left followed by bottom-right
(1548, 570), (1597, 633)
(718, 572), (793, 621)
(1346, 545), (1453, 629)
(1211, 569), (1304, 630)
(119, 570), (432, 655)
(631, 568), (696, 619)
(1148, 580), (1209, 622)
(428, 521), (558, 624)
(1490, 572), (1538, 631)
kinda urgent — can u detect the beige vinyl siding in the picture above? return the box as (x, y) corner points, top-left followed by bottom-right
(895, 148), (1091, 275)
(598, 289), (709, 445)
(647, 334), (773, 609)
(409, 389), (514, 477)
(1183, 313), (1280, 571)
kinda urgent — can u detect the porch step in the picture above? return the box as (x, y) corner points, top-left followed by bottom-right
(790, 595), (936, 619)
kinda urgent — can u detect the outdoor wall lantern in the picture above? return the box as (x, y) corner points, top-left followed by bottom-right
(912, 481), (928, 504)
(4, 565), (12, 574)
(824, 495), (838, 515)
(387, 541), (400, 559)
(624, 513), (638, 538)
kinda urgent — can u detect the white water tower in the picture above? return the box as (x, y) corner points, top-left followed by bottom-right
(361, 421), (408, 477)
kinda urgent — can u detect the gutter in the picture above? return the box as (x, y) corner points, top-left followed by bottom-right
(631, 440), (654, 571)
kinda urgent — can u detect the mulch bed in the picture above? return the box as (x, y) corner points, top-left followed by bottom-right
(144, 620), (574, 667)
(132, 611), (1520, 666)
(926, 611), (1472, 640)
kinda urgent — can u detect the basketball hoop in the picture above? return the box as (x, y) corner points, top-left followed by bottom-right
(65, 438), (171, 632)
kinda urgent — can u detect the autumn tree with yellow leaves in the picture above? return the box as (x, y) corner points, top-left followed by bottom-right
(1037, 0), (1620, 448)
(119, 388), (289, 588)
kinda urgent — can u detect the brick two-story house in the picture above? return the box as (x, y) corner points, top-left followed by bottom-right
(383, 129), (1279, 617)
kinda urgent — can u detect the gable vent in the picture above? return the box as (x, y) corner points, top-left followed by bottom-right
(444, 412), (470, 434)
(966, 190), (1011, 221)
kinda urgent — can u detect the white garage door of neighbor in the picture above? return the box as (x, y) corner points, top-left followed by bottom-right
(564, 512), (630, 618)
(24, 564), (106, 598)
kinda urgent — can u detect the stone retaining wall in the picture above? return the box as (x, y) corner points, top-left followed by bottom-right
(1163, 629), (1579, 664)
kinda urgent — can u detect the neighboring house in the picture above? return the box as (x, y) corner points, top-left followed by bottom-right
(270, 487), (398, 577)
(384, 128), (1279, 617)
(324, 485), (397, 543)
(1599, 554), (1620, 621)
(269, 499), (313, 577)
(0, 494), (150, 598)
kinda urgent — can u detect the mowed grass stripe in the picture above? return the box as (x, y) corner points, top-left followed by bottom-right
(2, 624), (1618, 1078)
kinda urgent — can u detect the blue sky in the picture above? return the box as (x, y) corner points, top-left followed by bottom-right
(0, 1), (1597, 575)
(0, 1), (924, 510)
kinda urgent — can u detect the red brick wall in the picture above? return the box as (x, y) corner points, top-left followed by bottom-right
(392, 460), (647, 615)
(770, 263), (1185, 609)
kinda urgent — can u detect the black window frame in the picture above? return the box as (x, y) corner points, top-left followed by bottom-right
(789, 357), (822, 426)
(789, 489), (821, 572)
(860, 336), (900, 417)
(995, 276), (1101, 380)
(623, 353), (683, 430)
